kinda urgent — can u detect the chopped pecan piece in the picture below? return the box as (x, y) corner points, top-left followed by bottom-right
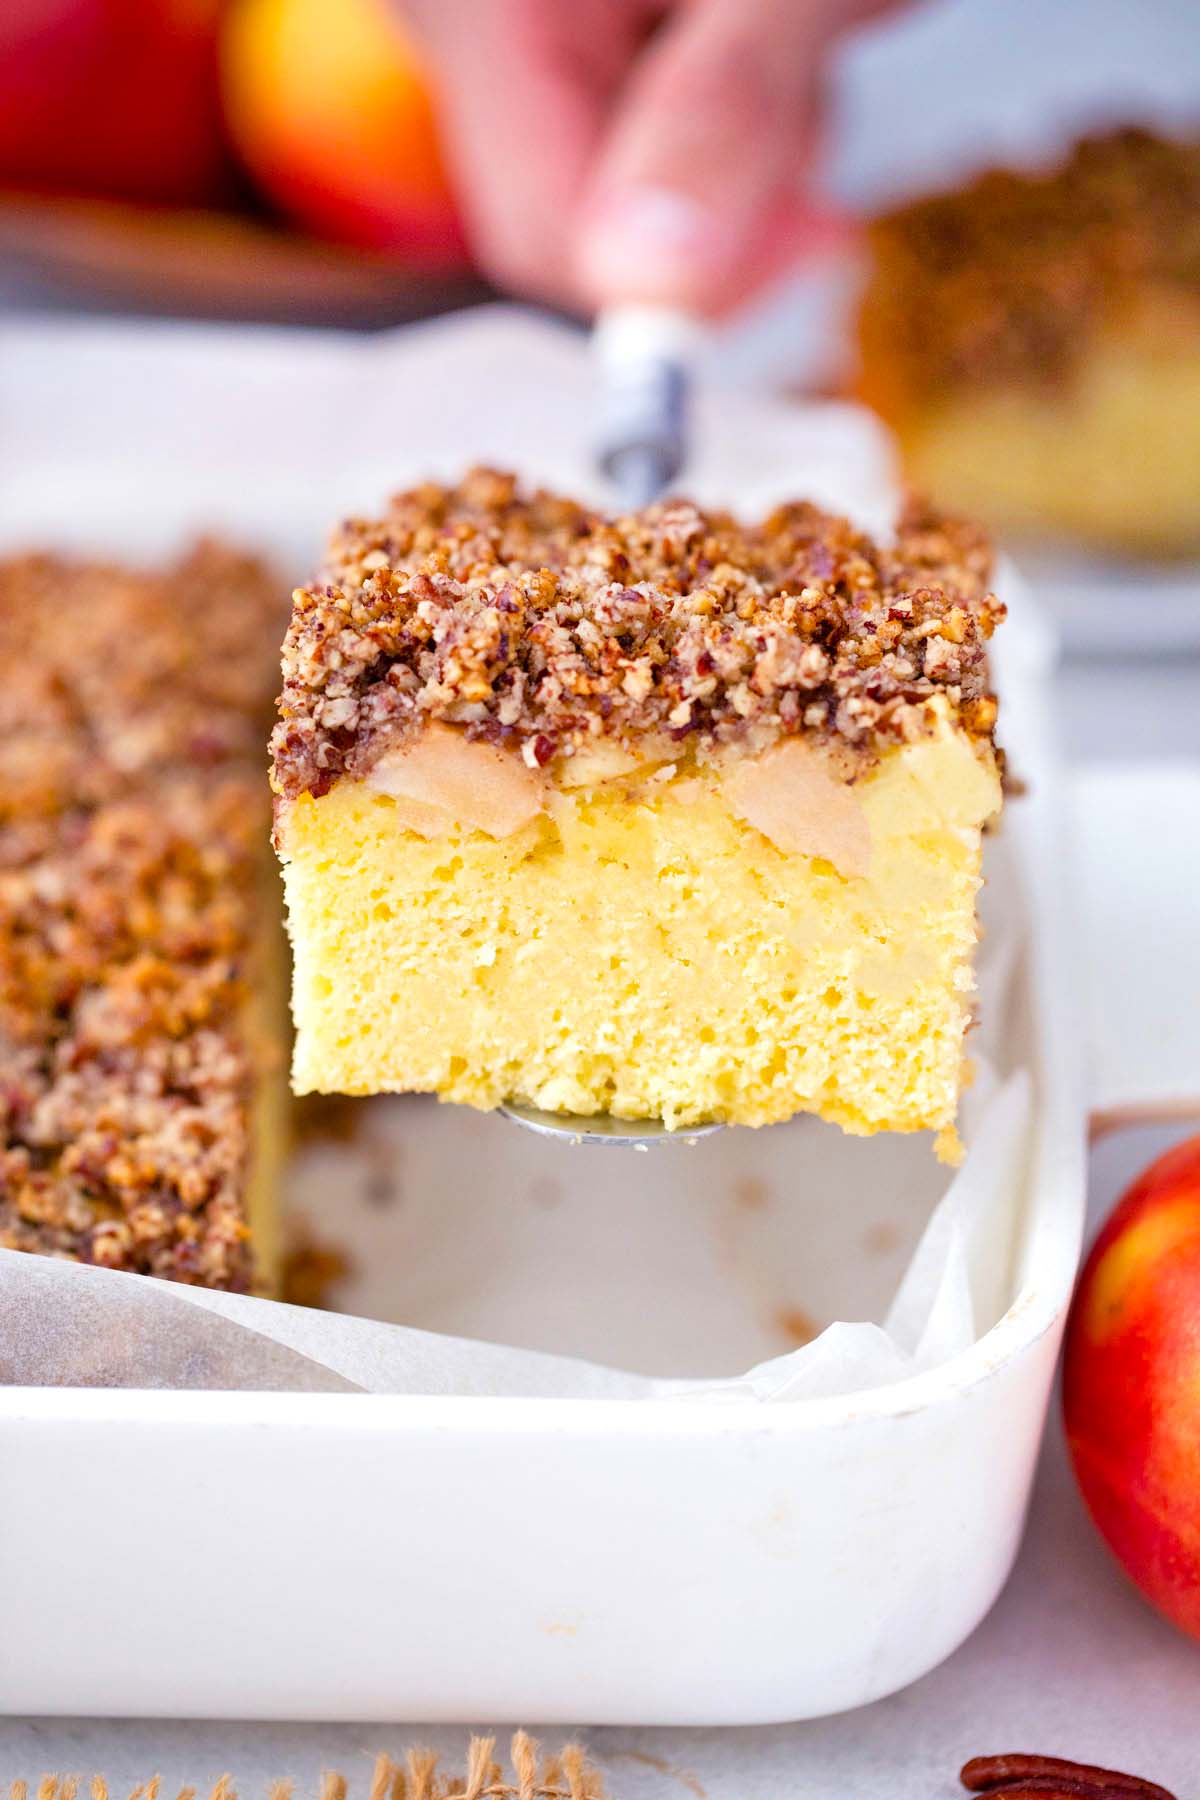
(961, 1753), (1177, 1800)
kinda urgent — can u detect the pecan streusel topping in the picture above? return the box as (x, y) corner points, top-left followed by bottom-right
(0, 546), (284, 1289)
(271, 467), (1003, 806)
(861, 126), (1200, 406)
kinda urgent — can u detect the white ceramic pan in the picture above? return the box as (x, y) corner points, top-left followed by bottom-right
(0, 311), (1182, 1725)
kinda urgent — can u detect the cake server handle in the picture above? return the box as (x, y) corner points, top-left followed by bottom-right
(496, 308), (720, 1146)
(593, 304), (706, 508)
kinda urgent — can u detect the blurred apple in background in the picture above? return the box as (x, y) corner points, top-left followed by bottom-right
(221, 0), (469, 265)
(0, 0), (231, 205)
(1063, 1134), (1200, 1641)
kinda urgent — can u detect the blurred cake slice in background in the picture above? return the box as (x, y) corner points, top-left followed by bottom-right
(0, 546), (286, 1292)
(273, 469), (1005, 1153)
(857, 127), (1200, 557)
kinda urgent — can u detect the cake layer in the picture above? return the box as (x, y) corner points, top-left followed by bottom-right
(857, 127), (1200, 555)
(886, 317), (1200, 558)
(0, 547), (285, 1291)
(280, 719), (1000, 1143)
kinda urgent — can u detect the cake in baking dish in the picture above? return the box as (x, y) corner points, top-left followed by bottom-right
(0, 546), (286, 1291)
(857, 127), (1200, 556)
(272, 468), (1004, 1151)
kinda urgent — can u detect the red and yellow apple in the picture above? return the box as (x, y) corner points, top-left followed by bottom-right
(1063, 1133), (1200, 1638)
(0, 0), (230, 206)
(221, 0), (468, 263)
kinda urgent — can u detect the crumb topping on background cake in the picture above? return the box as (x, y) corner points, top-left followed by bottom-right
(0, 547), (283, 1289)
(862, 126), (1200, 404)
(271, 467), (1003, 806)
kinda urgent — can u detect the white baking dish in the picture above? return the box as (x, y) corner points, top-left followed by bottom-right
(0, 310), (1089, 1725)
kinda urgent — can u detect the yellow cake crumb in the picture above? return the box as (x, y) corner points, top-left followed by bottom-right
(884, 313), (1200, 557)
(279, 721), (1000, 1141)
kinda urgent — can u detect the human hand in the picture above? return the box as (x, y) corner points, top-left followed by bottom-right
(402, 0), (905, 317)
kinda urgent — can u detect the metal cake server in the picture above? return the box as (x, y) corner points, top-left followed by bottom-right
(498, 1104), (723, 1148)
(501, 307), (724, 1148)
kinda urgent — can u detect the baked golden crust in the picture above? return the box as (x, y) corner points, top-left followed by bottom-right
(271, 467), (1003, 808)
(859, 126), (1200, 413)
(0, 546), (283, 1289)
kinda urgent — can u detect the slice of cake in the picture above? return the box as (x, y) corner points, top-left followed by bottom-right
(0, 546), (286, 1291)
(272, 469), (1004, 1150)
(857, 127), (1200, 557)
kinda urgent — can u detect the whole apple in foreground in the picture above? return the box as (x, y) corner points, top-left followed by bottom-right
(1063, 1134), (1200, 1639)
(221, 0), (468, 264)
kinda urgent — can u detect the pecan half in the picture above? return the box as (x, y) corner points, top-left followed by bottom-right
(961, 1754), (1177, 1800)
